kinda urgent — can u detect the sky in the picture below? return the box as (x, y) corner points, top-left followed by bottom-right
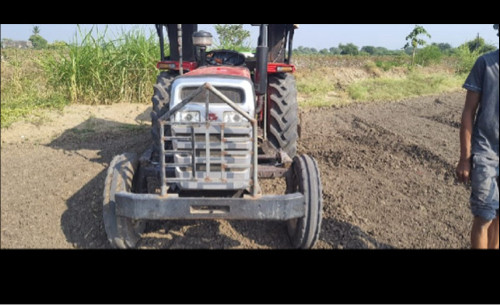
(1, 24), (498, 50)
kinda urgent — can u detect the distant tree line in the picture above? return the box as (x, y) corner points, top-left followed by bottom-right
(293, 39), (496, 57)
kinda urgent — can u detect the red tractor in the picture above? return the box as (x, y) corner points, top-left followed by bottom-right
(103, 24), (323, 249)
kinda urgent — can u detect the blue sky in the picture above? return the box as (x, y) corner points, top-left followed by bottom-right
(1, 24), (498, 50)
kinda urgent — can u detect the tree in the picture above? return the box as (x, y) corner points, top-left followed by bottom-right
(294, 46), (305, 54)
(329, 47), (340, 55)
(296, 47), (318, 54)
(403, 46), (414, 56)
(295, 46), (315, 54)
(32, 26), (41, 36)
(415, 45), (443, 66)
(29, 35), (47, 49)
(29, 25), (48, 49)
(214, 24), (250, 51)
(388, 49), (406, 56)
(432, 42), (452, 54)
(404, 25), (431, 65)
(339, 43), (359, 55)
(361, 46), (376, 55)
(461, 35), (496, 54)
(375, 47), (391, 55)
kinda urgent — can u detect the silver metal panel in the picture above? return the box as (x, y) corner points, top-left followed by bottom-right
(171, 125), (252, 135)
(170, 76), (256, 120)
(173, 155), (252, 165)
(115, 192), (306, 220)
(175, 141), (252, 150)
(175, 169), (250, 180)
(161, 77), (257, 193)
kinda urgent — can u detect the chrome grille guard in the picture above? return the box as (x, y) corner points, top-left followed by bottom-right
(157, 83), (259, 197)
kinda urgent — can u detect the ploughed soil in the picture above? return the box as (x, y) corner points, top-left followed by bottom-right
(1, 91), (472, 249)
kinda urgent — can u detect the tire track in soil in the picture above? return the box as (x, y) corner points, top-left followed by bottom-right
(1, 91), (472, 249)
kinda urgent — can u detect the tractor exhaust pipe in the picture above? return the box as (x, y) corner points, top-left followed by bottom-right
(177, 24), (183, 75)
(287, 25), (295, 64)
(156, 24), (165, 61)
(255, 24), (268, 96)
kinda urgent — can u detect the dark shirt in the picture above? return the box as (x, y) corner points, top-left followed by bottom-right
(463, 49), (499, 161)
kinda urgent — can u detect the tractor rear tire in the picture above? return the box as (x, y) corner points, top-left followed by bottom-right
(103, 153), (145, 249)
(151, 71), (176, 161)
(268, 73), (299, 158)
(286, 154), (323, 249)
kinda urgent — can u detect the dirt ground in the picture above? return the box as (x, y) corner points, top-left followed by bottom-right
(1, 91), (472, 249)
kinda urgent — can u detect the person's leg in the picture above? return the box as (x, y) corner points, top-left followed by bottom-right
(471, 216), (493, 249)
(470, 156), (499, 249)
(487, 214), (499, 249)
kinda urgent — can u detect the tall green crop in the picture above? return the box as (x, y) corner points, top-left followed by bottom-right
(42, 25), (163, 105)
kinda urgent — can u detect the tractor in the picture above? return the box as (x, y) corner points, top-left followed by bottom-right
(103, 24), (323, 249)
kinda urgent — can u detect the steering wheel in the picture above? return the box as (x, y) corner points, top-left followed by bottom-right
(206, 50), (245, 66)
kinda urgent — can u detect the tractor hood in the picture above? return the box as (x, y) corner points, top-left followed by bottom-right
(184, 66), (251, 79)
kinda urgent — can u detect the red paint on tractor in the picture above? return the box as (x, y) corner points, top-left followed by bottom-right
(208, 113), (218, 121)
(185, 66), (251, 79)
(157, 61), (198, 71)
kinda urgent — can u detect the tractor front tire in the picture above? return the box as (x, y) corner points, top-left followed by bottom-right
(103, 153), (145, 249)
(286, 154), (323, 249)
(268, 73), (299, 158)
(151, 71), (176, 161)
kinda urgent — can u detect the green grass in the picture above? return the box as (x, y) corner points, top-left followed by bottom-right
(296, 68), (335, 95)
(375, 59), (404, 71)
(1, 49), (68, 128)
(294, 54), (467, 108)
(453, 44), (482, 74)
(347, 71), (465, 102)
(295, 66), (351, 108)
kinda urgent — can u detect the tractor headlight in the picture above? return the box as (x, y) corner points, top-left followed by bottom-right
(175, 111), (200, 122)
(223, 111), (244, 123)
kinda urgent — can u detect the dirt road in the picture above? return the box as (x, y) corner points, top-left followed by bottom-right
(1, 91), (472, 248)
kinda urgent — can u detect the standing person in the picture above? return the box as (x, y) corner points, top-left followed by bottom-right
(456, 24), (499, 249)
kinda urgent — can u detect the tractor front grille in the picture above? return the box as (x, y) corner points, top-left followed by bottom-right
(181, 86), (244, 104)
(164, 123), (253, 190)
(157, 81), (259, 197)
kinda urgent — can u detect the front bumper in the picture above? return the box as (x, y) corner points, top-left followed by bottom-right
(115, 192), (305, 221)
